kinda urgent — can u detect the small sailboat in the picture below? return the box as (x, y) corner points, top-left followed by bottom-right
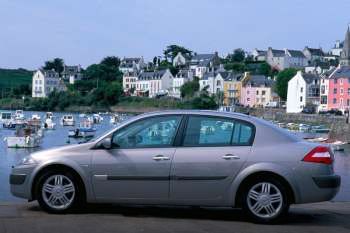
(61, 115), (75, 126)
(92, 114), (103, 124)
(68, 119), (96, 138)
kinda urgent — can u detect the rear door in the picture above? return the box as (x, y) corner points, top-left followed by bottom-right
(170, 115), (255, 205)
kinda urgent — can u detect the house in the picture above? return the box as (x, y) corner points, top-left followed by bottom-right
(61, 65), (83, 84)
(122, 72), (138, 95)
(198, 71), (225, 95)
(189, 52), (220, 78)
(286, 71), (320, 113)
(135, 69), (173, 98)
(170, 69), (193, 98)
(119, 57), (145, 74)
(240, 74), (274, 107)
(172, 52), (188, 67)
(303, 47), (325, 65)
(327, 26), (350, 112)
(330, 40), (343, 57)
(32, 69), (66, 98)
(222, 72), (242, 106)
(266, 47), (308, 71)
(252, 49), (267, 61)
(319, 67), (336, 112)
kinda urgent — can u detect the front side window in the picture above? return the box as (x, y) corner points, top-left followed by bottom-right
(112, 115), (182, 148)
(182, 116), (254, 147)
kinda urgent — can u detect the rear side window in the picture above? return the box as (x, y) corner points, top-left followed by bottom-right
(183, 116), (254, 147)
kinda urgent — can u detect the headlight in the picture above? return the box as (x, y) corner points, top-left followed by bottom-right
(18, 156), (37, 165)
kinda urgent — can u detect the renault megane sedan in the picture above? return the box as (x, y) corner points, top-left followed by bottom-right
(10, 110), (340, 223)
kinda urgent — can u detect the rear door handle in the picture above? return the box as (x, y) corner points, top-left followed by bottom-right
(222, 154), (240, 160)
(152, 155), (170, 161)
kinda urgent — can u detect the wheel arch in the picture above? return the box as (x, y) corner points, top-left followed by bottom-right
(233, 170), (296, 208)
(31, 163), (87, 202)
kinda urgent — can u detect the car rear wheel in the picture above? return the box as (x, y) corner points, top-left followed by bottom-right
(242, 177), (289, 223)
(35, 170), (83, 213)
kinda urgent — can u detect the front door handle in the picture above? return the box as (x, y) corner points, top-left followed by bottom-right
(222, 154), (240, 160)
(152, 155), (170, 161)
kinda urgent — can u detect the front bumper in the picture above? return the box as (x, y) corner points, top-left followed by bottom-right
(9, 165), (36, 200)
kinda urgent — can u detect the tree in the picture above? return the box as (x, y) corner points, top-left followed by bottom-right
(85, 63), (122, 82)
(192, 88), (217, 109)
(163, 45), (192, 61)
(100, 56), (120, 68)
(276, 68), (298, 100)
(227, 49), (245, 63)
(224, 62), (245, 72)
(258, 62), (272, 76)
(180, 77), (200, 98)
(43, 58), (64, 74)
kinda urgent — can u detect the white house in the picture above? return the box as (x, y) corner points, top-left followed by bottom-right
(32, 69), (66, 98)
(172, 52), (187, 67)
(122, 72), (138, 95)
(252, 49), (267, 61)
(286, 71), (320, 113)
(170, 69), (193, 98)
(61, 65), (83, 84)
(189, 53), (220, 78)
(135, 69), (173, 98)
(330, 40), (343, 57)
(199, 71), (224, 95)
(119, 57), (145, 74)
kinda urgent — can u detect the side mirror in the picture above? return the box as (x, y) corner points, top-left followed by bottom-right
(101, 138), (112, 149)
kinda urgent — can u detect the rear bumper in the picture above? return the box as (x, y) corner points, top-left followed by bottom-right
(312, 175), (341, 189)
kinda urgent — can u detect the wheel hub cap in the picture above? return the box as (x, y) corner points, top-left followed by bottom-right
(247, 182), (283, 219)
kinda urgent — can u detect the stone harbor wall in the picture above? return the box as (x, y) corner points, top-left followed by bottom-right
(235, 107), (350, 142)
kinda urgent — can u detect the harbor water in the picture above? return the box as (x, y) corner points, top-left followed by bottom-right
(0, 111), (349, 202)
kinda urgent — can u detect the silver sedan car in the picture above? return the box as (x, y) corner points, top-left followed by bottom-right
(10, 110), (340, 223)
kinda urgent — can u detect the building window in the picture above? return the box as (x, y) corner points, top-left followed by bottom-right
(334, 79), (337, 84)
(340, 98), (344, 105)
(333, 98), (337, 104)
(341, 88), (344, 95)
(347, 99), (350, 106)
(340, 79), (343, 85)
(256, 90), (259, 95)
(300, 87), (303, 93)
(321, 96), (327, 104)
(262, 90), (266, 95)
(334, 88), (337, 94)
(300, 96), (303, 102)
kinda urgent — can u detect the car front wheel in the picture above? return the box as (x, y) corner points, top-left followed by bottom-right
(35, 170), (83, 213)
(242, 178), (289, 223)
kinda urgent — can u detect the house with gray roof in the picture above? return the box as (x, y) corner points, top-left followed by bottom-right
(252, 49), (267, 61)
(119, 57), (146, 74)
(170, 69), (194, 98)
(135, 69), (173, 97)
(61, 65), (83, 84)
(303, 47), (325, 65)
(266, 47), (308, 71)
(189, 52), (220, 78)
(32, 69), (66, 98)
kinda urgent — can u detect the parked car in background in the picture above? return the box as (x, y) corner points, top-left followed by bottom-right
(10, 110), (340, 223)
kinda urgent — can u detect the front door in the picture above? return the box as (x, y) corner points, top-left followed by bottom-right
(170, 115), (254, 205)
(92, 115), (183, 203)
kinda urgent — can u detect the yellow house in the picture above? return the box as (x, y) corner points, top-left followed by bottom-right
(221, 72), (243, 106)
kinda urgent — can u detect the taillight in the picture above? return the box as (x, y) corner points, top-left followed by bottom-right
(302, 146), (333, 165)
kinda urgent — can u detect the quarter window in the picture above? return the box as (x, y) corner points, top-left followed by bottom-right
(183, 116), (254, 147)
(112, 115), (181, 148)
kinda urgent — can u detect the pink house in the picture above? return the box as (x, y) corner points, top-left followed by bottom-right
(327, 66), (350, 112)
(240, 75), (274, 107)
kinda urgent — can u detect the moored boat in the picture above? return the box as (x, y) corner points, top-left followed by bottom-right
(61, 115), (75, 126)
(5, 121), (43, 148)
(68, 119), (96, 138)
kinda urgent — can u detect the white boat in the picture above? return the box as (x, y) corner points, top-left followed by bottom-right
(14, 110), (25, 120)
(5, 120), (43, 148)
(43, 118), (56, 130)
(330, 141), (347, 152)
(61, 115), (75, 126)
(68, 119), (96, 138)
(1, 112), (14, 128)
(31, 114), (41, 121)
(110, 114), (121, 124)
(45, 112), (54, 119)
(92, 114), (103, 124)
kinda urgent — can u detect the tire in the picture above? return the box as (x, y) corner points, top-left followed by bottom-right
(241, 177), (290, 223)
(35, 169), (84, 214)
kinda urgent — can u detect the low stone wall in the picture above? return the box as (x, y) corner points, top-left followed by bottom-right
(236, 107), (350, 142)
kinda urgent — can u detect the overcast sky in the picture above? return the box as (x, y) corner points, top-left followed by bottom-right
(1, 0), (350, 69)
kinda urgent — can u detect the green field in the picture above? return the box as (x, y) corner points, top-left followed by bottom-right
(0, 68), (33, 88)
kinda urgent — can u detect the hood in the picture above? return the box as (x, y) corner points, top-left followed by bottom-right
(30, 142), (95, 162)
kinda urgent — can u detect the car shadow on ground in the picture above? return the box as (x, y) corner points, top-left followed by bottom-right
(26, 203), (348, 226)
